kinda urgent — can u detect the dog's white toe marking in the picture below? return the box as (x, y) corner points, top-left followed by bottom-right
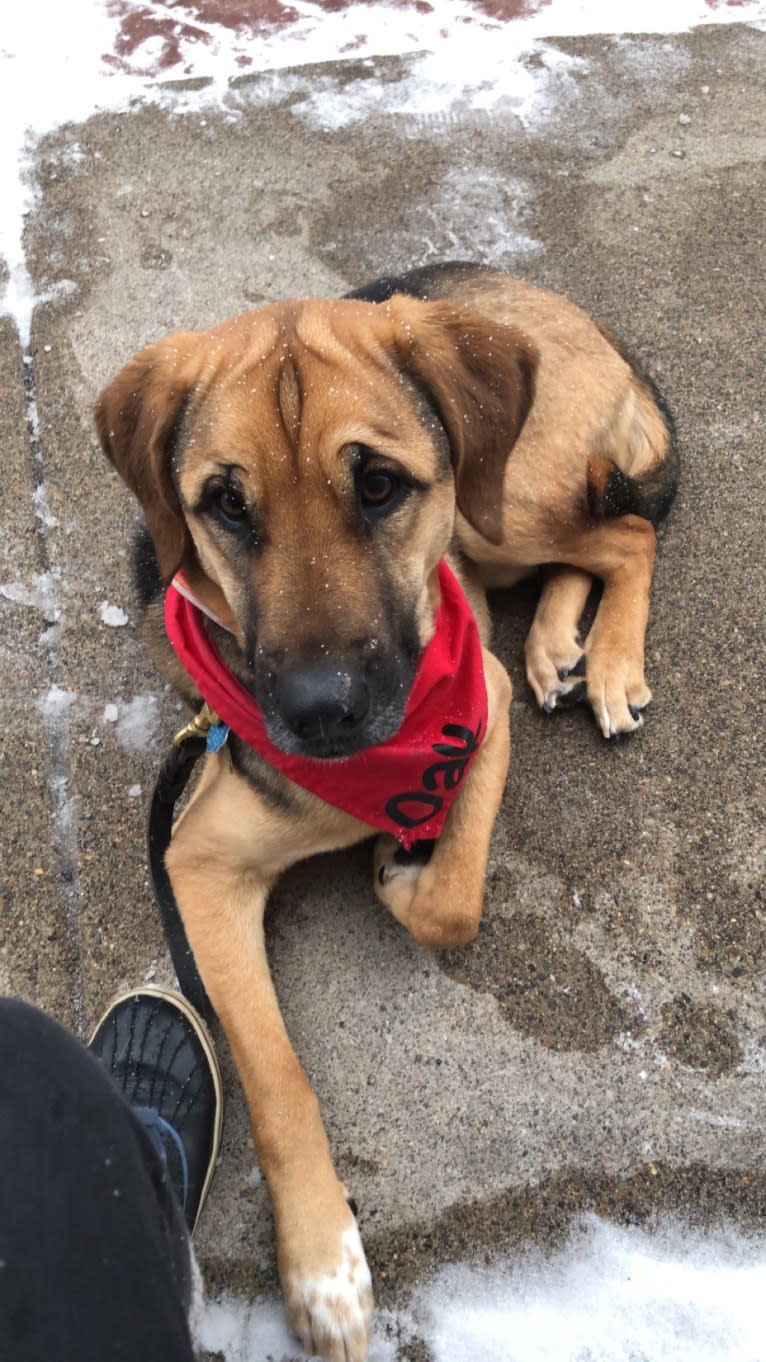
(288, 1224), (373, 1362)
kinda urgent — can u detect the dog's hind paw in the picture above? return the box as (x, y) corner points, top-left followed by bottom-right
(283, 1221), (373, 1362)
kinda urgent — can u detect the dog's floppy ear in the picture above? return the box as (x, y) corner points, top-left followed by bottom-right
(96, 333), (204, 582)
(391, 298), (538, 544)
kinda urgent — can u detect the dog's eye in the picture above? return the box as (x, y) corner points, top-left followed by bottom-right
(359, 469), (399, 509)
(214, 486), (248, 525)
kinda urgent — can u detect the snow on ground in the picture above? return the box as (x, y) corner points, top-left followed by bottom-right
(198, 1217), (766, 1362)
(1, 0), (765, 343)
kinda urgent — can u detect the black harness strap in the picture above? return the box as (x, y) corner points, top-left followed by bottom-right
(147, 706), (219, 1019)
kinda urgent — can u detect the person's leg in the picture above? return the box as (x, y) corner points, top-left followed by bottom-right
(0, 993), (220, 1362)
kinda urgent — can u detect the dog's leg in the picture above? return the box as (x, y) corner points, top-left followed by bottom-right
(561, 513), (656, 738)
(166, 760), (373, 1362)
(374, 649), (511, 948)
(525, 565), (592, 712)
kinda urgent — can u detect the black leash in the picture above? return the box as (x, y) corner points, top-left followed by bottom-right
(147, 704), (220, 1019)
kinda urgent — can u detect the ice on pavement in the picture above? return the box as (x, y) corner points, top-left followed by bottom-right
(197, 1216), (766, 1361)
(2, 0), (765, 341)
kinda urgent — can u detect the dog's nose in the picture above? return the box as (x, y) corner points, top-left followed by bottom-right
(275, 660), (370, 746)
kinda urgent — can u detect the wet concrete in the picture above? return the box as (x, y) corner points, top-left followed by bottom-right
(2, 16), (764, 1355)
(0, 319), (80, 1022)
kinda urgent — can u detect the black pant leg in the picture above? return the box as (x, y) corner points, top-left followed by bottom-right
(0, 998), (196, 1362)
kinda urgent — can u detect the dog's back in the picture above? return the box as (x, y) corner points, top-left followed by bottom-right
(348, 261), (678, 532)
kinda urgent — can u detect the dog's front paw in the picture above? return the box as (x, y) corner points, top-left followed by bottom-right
(375, 835), (435, 885)
(374, 835), (479, 948)
(585, 647), (651, 738)
(525, 625), (585, 713)
(374, 835), (434, 914)
(281, 1213), (373, 1362)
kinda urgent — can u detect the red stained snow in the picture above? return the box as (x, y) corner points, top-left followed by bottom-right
(102, 0), (758, 77)
(102, 0), (550, 75)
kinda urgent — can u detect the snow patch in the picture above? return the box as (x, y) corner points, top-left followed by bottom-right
(198, 1293), (397, 1362)
(410, 1219), (766, 1362)
(32, 483), (58, 529)
(0, 572), (60, 621)
(195, 1218), (766, 1362)
(99, 602), (129, 627)
(114, 694), (159, 751)
(2, 0), (765, 341)
(37, 685), (76, 719)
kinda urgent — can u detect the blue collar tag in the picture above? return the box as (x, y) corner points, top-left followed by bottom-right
(206, 722), (230, 754)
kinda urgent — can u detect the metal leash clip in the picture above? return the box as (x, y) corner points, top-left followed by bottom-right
(173, 701), (221, 749)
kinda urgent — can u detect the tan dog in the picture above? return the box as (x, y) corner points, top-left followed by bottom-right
(97, 262), (676, 1361)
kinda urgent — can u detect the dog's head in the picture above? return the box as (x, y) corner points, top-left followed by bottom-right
(97, 296), (536, 758)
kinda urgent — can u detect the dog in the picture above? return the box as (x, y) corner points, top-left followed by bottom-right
(96, 261), (676, 1361)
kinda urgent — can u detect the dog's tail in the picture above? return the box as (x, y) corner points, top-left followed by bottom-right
(587, 444), (679, 526)
(587, 326), (679, 527)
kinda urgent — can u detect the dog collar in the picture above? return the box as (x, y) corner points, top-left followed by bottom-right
(164, 561), (487, 848)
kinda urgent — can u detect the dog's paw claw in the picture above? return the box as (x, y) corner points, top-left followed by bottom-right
(525, 629), (584, 714)
(540, 675), (587, 715)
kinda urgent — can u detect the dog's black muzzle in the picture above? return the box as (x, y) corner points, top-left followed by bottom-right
(276, 658), (370, 751)
(257, 646), (414, 759)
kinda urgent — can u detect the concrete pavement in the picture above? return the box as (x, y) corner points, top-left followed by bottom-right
(1, 18), (764, 1357)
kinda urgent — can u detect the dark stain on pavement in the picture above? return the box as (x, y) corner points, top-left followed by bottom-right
(367, 1163), (766, 1303)
(658, 994), (743, 1077)
(439, 910), (628, 1050)
(199, 1162), (766, 1307)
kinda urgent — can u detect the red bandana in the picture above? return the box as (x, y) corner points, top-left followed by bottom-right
(164, 561), (487, 848)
